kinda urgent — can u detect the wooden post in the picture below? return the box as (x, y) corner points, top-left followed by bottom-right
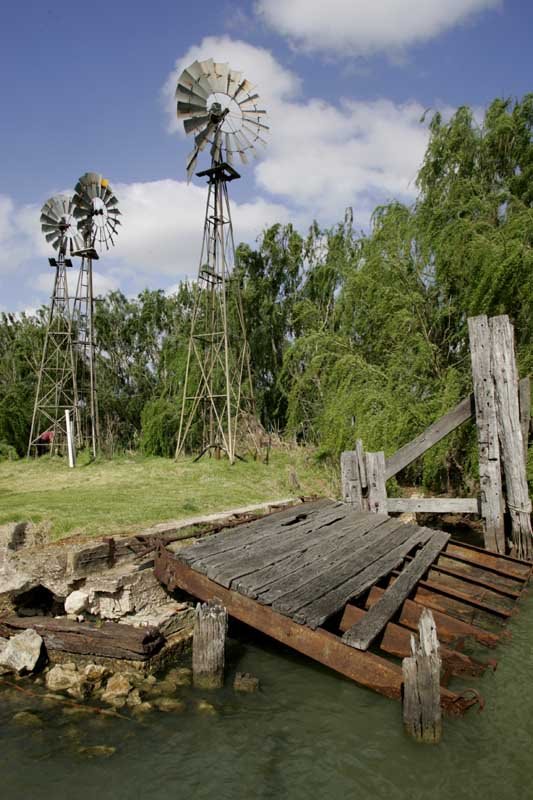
(192, 601), (228, 689)
(402, 608), (442, 743)
(490, 316), (533, 561)
(340, 451), (363, 510)
(468, 316), (505, 554)
(65, 410), (76, 469)
(365, 451), (387, 514)
(356, 439), (369, 510)
(519, 376), (531, 465)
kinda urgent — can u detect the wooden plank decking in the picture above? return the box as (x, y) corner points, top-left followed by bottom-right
(155, 499), (532, 714)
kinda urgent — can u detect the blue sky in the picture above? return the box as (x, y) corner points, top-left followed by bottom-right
(1, 0), (531, 311)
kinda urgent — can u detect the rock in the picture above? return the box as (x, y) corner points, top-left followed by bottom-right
(233, 672), (260, 693)
(101, 673), (132, 705)
(153, 678), (178, 695)
(0, 629), (44, 673)
(196, 700), (217, 715)
(166, 667), (192, 687)
(64, 590), (89, 615)
(131, 701), (152, 715)
(78, 745), (116, 759)
(153, 697), (186, 713)
(83, 663), (109, 683)
(12, 710), (42, 727)
(126, 688), (142, 707)
(46, 663), (82, 692)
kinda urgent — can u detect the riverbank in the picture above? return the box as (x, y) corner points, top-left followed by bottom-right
(0, 450), (334, 541)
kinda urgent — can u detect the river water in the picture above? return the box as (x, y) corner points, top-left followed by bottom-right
(1, 599), (533, 800)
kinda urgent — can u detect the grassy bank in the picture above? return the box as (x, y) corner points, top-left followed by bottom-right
(0, 449), (334, 541)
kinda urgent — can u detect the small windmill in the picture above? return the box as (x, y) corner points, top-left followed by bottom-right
(71, 172), (121, 457)
(174, 59), (268, 463)
(27, 195), (84, 456)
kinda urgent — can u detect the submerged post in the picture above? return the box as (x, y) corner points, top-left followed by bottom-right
(193, 601), (228, 689)
(402, 608), (442, 743)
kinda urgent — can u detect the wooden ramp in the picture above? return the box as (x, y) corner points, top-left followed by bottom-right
(155, 499), (531, 714)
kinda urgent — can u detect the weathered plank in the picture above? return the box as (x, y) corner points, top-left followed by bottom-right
(386, 497), (480, 514)
(197, 505), (361, 588)
(385, 395), (474, 481)
(180, 499), (335, 564)
(433, 554), (523, 598)
(424, 568), (515, 615)
(445, 542), (532, 581)
(341, 451), (363, 510)
(339, 603), (490, 678)
(402, 609), (442, 743)
(365, 451), (387, 513)
(342, 531), (450, 650)
(490, 315), (533, 560)
(364, 585), (501, 648)
(0, 616), (164, 660)
(272, 519), (416, 618)
(297, 526), (434, 628)
(356, 439), (368, 493)
(154, 546), (476, 715)
(236, 514), (388, 600)
(468, 315), (505, 553)
(411, 584), (502, 629)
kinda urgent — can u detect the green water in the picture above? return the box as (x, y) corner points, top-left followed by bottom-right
(2, 600), (533, 800)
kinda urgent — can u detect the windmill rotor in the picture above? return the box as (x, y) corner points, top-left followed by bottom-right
(40, 195), (84, 255)
(72, 172), (121, 251)
(176, 59), (269, 179)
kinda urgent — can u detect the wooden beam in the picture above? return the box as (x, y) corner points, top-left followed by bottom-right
(519, 376), (531, 464)
(342, 532), (450, 650)
(385, 395), (474, 480)
(468, 315), (506, 553)
(490, 316), (533, 561)
(386, 497), (480, 514)
(154, 545), (477, 715)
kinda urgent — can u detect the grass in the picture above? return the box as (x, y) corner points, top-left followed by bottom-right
(0, 449), (336, 541)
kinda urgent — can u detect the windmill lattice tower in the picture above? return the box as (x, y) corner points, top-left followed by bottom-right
(71, 172), (121, 457)
(175, 59), (268, 463)
(27, 196), (83, 457)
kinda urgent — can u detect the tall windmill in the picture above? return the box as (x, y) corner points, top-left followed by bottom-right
(71, 172), (121, 457)
(174, 59), (268, 463)
(27, 195), (84, 457)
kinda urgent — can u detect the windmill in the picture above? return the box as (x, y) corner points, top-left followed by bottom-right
(27, 195), (84, 457)
(174, 59), (268, 464)
(71, 172), (121, 457)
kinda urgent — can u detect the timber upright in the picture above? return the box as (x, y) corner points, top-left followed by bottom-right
(174, 59), (267, 464)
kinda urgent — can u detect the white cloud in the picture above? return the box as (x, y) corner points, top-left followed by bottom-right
(256, 0), (500, 57)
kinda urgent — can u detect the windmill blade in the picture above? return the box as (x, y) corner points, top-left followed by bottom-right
(238, 93), (260, 106)
(242, 117), (270, 131)
(175, 82), (208, 106)
(177, 100), (208, 118)
(212, 62), (229, 94)
(232, 78), (254, 101)
(184, 114), (211, 134)
(224, 132), (235, 165)
(227, 70), (242, 96)
(243, 124), (268, 147)
(182, 60), (212, 97)
(240, 107), (268, 116)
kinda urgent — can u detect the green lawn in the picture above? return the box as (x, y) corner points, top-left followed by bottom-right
(0, 450), (335, 541)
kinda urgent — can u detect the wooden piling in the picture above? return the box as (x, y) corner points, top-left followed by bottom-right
(490, 316), (533, 561)
(402, 608), (442, 743)
(192, 601), (228, 689)
(365, 451), (387, 513)
(340, 451), (364, 510)
(468, 316), (505, 554)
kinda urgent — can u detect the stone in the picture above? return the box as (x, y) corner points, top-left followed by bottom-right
(233, 672), (260, 693)
(196, 699), (216, 715)
(12, 710), (42, 727)
(46, 664), (82, 693)
(83, 663), (109, 683)
(166, 667), (192, 687)
(131, 701), (152, 715)
(64, 590), (89, 615)
(126, 688), (142, 707)
(0, 629), (43, 674)
(78, 745), (116, 759)
(153, 697), (186, 713)
(101, 673), (132, 704)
